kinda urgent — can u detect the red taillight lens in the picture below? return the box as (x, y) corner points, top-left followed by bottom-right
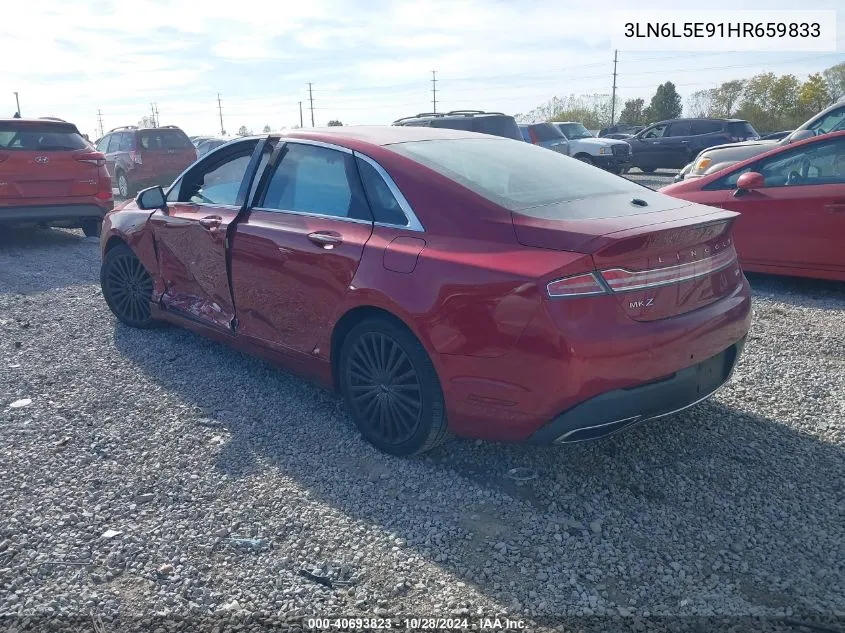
(600, 246), (737, 292)
(129, 150), (143, 165)
(529, 128), (540, 144)
(547, 272), (607, 298)
(74, 151), (106, 167)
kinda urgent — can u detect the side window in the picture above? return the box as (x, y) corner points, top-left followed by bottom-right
(667, 121), (692, 137)
(259, 143), (369, 220)
(180, 142), (259, 205)
(106, 134), (122, 153)
(641, 124), (667, 139)
(118, 133), (134, 151)
(808, 107), (845, 135)
(690, 121), (723, 135)
(757, 138), (845, 186)
(96, 135), (110, 152)
(356, 157), (408, 226)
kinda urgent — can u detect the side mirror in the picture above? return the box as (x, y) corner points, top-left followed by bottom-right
(136, 186), (167, 210)
(787, 129), (815, 143)
(735, 171), (764, 195)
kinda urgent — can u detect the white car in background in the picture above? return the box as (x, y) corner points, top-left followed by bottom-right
(551, 121), (632, 174)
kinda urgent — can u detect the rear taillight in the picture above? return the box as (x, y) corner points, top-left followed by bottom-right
(96, 173), (113, 201)
(528, 128), (540, 144)
(129, 150), (143, 165)
(547, 272), (607, 298)
(74, 151), (106, 167)
(600, 246), (736, 292)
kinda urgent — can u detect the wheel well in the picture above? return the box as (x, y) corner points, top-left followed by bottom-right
(104, 236), (127, 255)
(574, 152), (593, 159)
(330, 306), (414, 390)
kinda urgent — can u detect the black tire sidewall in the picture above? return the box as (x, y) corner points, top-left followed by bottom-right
(100, 244), (155, 329)
(82, 220), (101, 238)
(338, 318), (446, 456)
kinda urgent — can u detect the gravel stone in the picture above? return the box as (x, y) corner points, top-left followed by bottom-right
(0, 226), (843, 633)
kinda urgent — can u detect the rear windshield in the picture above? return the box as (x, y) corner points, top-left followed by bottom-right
(139, 129), (193, 150)
(389, 138), (640, 216)
(529, 123), (565, 141)
(0, 122), (88, 151)
(727, 121), (758, 138)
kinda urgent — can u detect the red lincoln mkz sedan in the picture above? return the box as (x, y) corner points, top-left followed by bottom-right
(100, 127), (751, 455)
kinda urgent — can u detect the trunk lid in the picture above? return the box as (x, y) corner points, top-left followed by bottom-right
(513, 192), (742, 321)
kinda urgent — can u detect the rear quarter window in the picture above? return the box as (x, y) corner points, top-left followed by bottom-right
(472, 116), (522, 140)
(727, 121), (758, 137)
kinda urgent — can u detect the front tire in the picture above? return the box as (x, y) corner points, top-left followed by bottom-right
(100, 244), (156, 328)
(339, 318), (449, 456)
(575, 154), (594, 165)
(640, 166), (656, 174)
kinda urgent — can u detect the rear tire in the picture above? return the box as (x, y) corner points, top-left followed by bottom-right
(100, 244), (156, 329)
(640, 167), (656, 174)
(81, 219), (101, 238)
(116, 171), (132, 199)
(338, 317), (449, 456)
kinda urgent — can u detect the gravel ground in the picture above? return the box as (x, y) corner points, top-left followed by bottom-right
(624, 169), (677, 191)
(1, 227), (843, 633)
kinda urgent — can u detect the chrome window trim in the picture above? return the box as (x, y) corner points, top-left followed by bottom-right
(354, 151), (425, 232)
(249, 206), (373, 226)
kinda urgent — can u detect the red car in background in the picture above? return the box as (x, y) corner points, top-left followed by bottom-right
(94, 125), (197, 198)
(0, 118), (113, 236)
(661, 131), (845, 282)
(100, 127), (751, 455)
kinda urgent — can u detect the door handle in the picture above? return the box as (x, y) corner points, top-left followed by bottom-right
(198, 216), (222, 229)
(308, 231), (342, 248)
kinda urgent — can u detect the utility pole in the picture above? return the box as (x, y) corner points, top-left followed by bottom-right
(610, 50), (618, 126)
(307, 83), (315, 127)
(217, 93), (225, 136)
(431, 71), (438, 113)
(150, 103), (157, 127)
(97, 109), (104, 138)
(13, 91), (20, 116)
(299, 101), (303, 128)
(153, 103), (160, 127)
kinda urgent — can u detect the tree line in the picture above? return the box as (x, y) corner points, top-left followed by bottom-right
(518, 62), (844, 134)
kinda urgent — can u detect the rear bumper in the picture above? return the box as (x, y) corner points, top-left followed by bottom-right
(0, 203), (111, 226)
(527, 338), (744, 444)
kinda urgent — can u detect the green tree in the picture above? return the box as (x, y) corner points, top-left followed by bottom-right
(643, 82), (682, 122)
(799, 73), (832, 117)
(712, 80), (745, 116)
(618, 98), (646, 125)
(327, 120), (343, 126)
(236, 125), (251, 137)
(822, 62), (845, 102)
(262, 124), (272, 133)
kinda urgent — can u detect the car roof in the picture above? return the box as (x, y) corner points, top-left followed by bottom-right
(260, 125), (490, 147)
(0, 118), (77, 126)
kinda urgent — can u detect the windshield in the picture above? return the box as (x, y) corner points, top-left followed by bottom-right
(805, 106), (845, 136)
(139, 129), (193, 150)
(554, 123), (592, 139)
(388, 137), (640, 216)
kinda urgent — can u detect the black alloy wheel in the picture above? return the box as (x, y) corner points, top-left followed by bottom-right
(339, 318), (448, 455)
(100, 244), (155, 328)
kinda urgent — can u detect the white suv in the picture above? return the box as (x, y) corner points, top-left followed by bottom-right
(551, 122), (632, 174)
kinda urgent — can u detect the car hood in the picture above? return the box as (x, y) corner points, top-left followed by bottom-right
(700, 139), (779, 155)
(570, 137), (627, 148)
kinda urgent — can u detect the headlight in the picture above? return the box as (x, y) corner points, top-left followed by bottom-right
(694, 157), (712, 172)
(598, 147), (610, 155)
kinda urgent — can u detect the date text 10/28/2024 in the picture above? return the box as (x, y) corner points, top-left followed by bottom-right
(306, 617), (527, 630)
